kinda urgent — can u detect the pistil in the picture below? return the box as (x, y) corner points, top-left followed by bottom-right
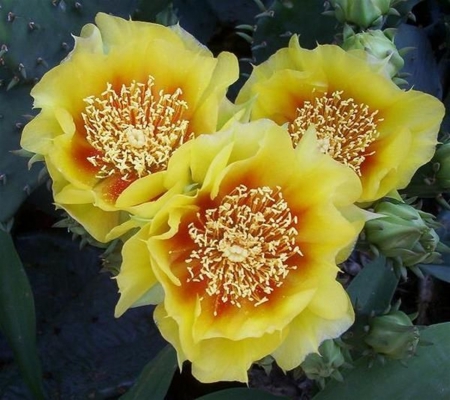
(186, 185), (302, 316)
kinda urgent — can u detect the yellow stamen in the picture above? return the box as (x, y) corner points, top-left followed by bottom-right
(288, 90), (383, 175)
(82, 76), (193, 180)
(186, 185), (302, 316)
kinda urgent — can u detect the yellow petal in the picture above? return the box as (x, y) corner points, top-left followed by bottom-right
(20, 111), (62, 155)
(115, 225), (159, 317)
(236, 38), (444, 202)
(154, 303), (285, 383)
(22, 13), (238, 243)
(273, 293), (354, 371)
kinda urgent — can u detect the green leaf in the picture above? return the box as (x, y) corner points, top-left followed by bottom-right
(121, 344), (178, 399)
(347, 256), (399, 316)
(313, 322), (450, 400)
(197, 387), (289, 400)
(419, 264), (450, 283)
(0, 230), (45, 399)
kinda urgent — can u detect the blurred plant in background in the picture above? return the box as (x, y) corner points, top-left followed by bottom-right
(1, 0), (450, 399)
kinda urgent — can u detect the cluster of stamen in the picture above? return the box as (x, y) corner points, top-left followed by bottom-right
(186, 185), (302, 316)
(288, 90), (383, 175)
(82, 76), (192, 180)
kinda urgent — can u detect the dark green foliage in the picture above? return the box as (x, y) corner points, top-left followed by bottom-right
(197, 387), (289, 400)
(0, 230), (44, 399)
(347, 256), (399, 317)
(313, 323), (450, 400)
(0, 85), (41, 224)
(252, 0), (337, 64)
(120, 345), (178, 400)
(0, 0), (139, 84)
(1, 230), (166, 398)
(1, 1), (450, 398)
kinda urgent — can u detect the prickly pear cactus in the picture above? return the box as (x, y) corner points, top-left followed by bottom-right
(0, 0), (140, 223)
(0, 85), (42, 224)
(251, 0), (337, 64)
(0, 0), (140, 85)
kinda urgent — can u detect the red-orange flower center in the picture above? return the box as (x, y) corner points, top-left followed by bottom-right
(186, 185), (302, 316)
(82, 75), (193, 181)
(288, 90), (383, 175)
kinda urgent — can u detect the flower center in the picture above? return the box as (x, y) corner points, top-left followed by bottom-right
(82, 76), (193, 181)
(288, 90), (383, 175)
(186, 185), (302, 316)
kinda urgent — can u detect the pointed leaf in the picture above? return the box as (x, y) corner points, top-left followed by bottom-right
(419, 264), (450, 283)
(121, 344), (178, 399)
(0, 230), (45, 399)
(347, 256), (399, 316)
(197, 387), (289, 400)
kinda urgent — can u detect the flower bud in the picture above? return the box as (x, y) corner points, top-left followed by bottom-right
(300, 340), (347, 387)
(365, 201), (441, 267)
(342, 29), (404, 78)
(434, 143), (450, 190)
(330, 0), (394, 29)
(364, 310), (420, 360)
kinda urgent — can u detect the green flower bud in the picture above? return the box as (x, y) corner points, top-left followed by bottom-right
(300, 340), (348, 388)
(342, 29), (404, 78)
(330, 0), (394, 29)
(365, 201), (441, 267)
(364, 310), (420, 360)
(434, 143), (450, 190)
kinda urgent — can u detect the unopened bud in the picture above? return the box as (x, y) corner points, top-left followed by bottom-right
(434, 143), (450, 190)
(365, 201), (441, 266)
(364, 310), (420, 360)
(330, 0), (394, 29)
(342, 29), (404, 78)
(301, 340), (348, 388)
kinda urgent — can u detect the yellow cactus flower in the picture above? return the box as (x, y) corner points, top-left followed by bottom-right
(115, 120), (365, 383)
(236, 36), (445, 203)
(21, 13), (238, 242)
